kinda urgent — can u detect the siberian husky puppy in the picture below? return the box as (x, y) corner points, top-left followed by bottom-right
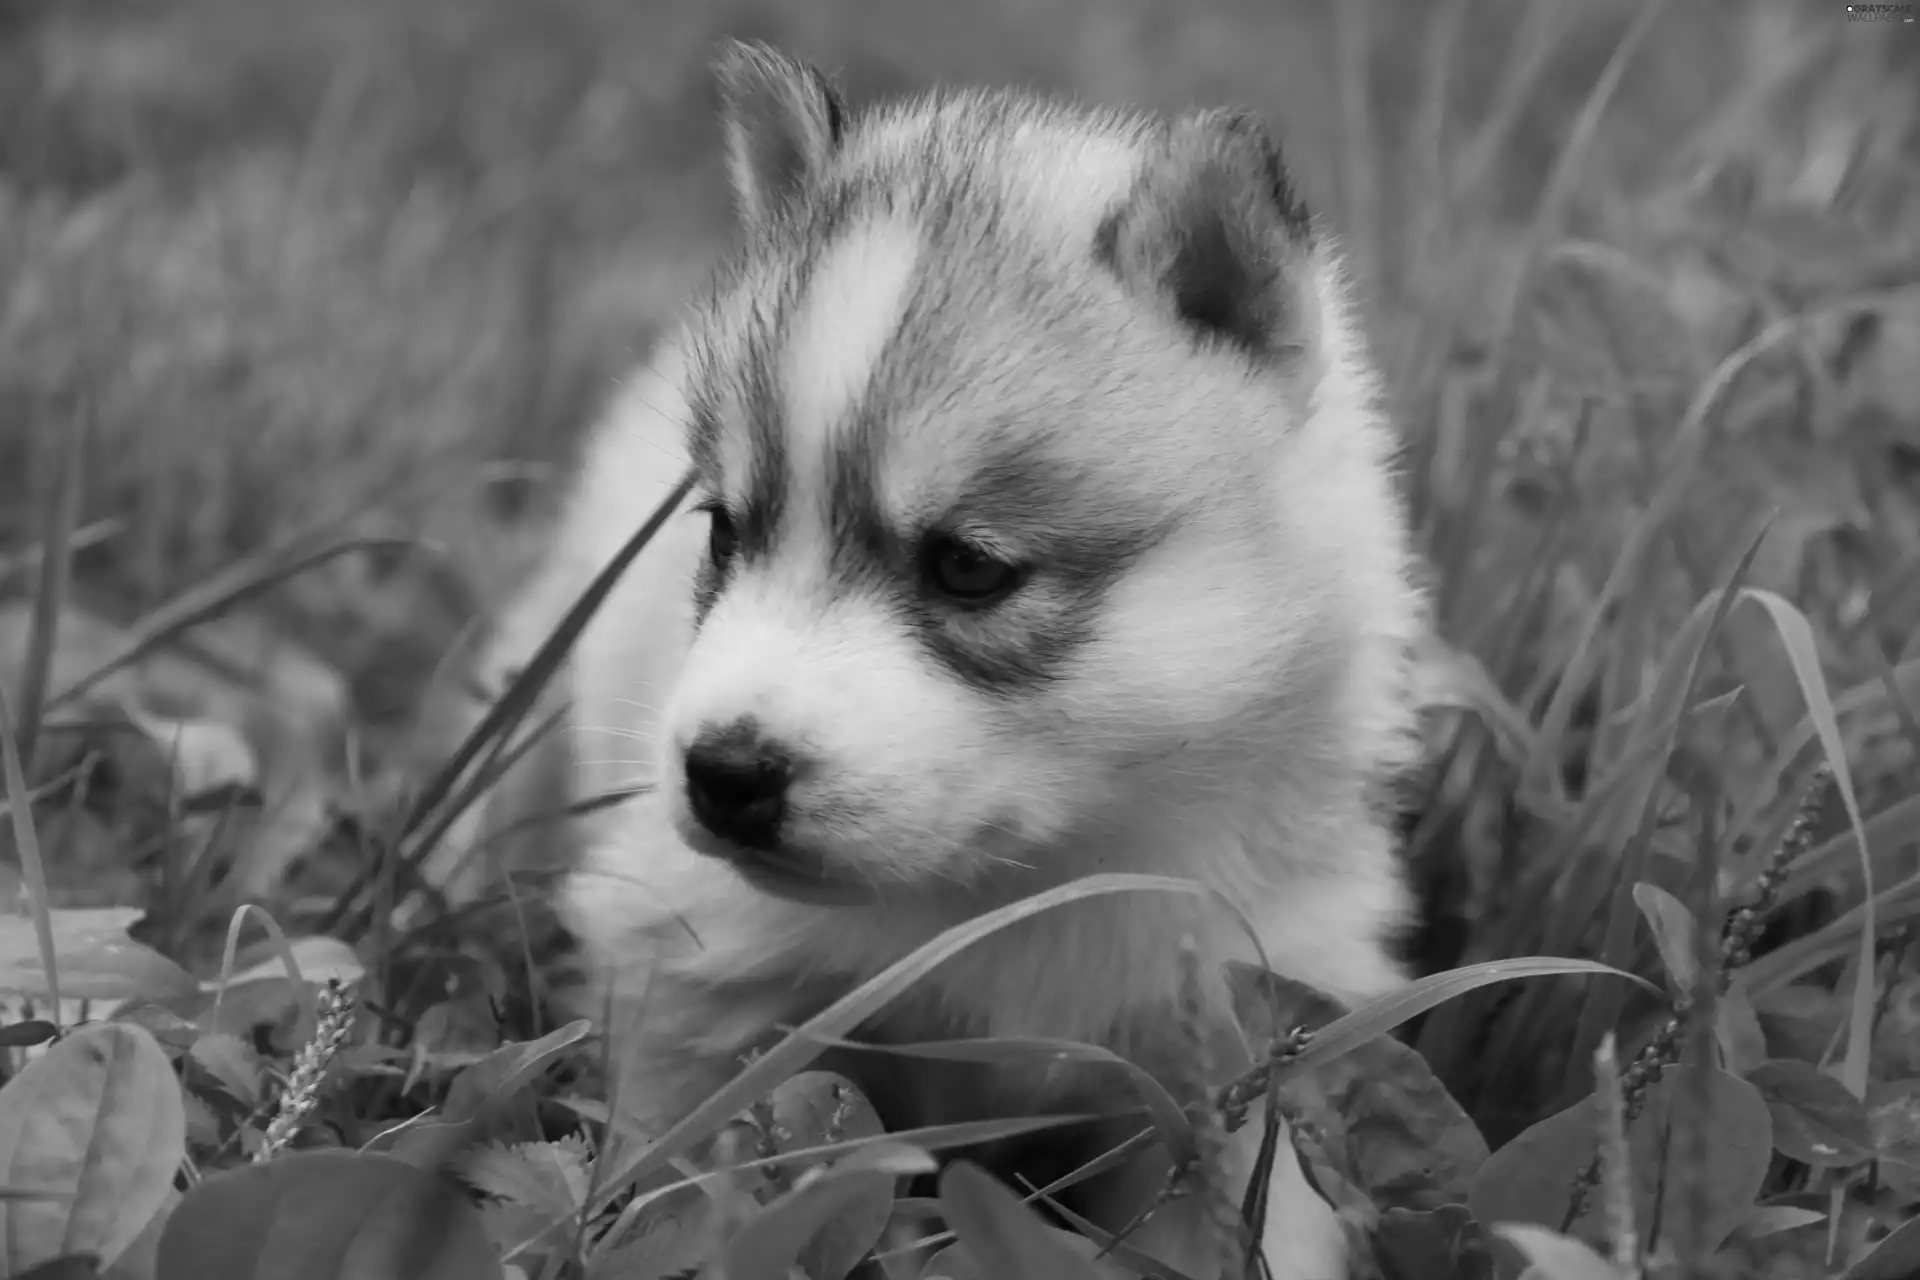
(461, 41), (1427, 1279)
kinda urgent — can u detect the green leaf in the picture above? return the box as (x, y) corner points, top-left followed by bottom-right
(213, 936), (365, 990)
(102, 1187), (176, 1280)
(1747, 1059), (1874, 1168)
(765, 1071), (885, 1188)
(1489, 1224), (1626, 1280)
(0, 1020), (57, 1048)
(1844, 1216), (1920, 1280)
(1373, 1205), (1496, 1280)
(154, 1149), (503, 1280)
(1734, 1204), (1825, 1241)
(0, 910), (198, 1004)
(1732, 587), (1878, 1100)
(188, 1033), (262, 1108)
(936, 1161), (1109, 1280)
(1467, 1069), (1770, 1258)
(919, 1242), (985, 1280)
(0, 1023), (186, 1273)
(445, 1020), (595, 1123)
(1630, 882), (1698, 1000)
(1283, 1029), (1489, 1212)
(1864, 1079), (1920, 1200)
(461, 1138), (590, 1219)
(388, 1020), (594, 1169)
(1714, 984), (1768, 1077)
(703, 1166), (896, 1280)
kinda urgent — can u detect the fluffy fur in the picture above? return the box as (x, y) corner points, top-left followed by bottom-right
(460, 42), (1427, 1280)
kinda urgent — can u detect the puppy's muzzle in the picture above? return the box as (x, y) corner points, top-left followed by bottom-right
(683, 720), (794, 850)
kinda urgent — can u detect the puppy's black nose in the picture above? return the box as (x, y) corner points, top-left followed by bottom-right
(683, 722), (793, 849)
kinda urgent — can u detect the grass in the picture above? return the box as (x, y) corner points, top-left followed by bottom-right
(0, 0), (1918, 1276)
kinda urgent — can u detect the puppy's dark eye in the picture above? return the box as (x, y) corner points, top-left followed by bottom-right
(923, 534), (1022, 606)
(703, 504), (739, 565)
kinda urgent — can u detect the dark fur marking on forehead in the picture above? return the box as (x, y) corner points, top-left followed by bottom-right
(824, 401), (894, 592)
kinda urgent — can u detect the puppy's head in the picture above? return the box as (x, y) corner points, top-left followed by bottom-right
(654, 43), (1393, 902)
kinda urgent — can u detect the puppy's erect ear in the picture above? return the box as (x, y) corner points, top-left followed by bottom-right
(1098, 110), (1315, 360)
(713, 41), (847, 229)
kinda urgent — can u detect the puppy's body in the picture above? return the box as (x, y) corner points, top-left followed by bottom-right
(469, 47), (1424, 1279)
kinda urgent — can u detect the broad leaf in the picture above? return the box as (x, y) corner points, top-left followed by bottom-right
(1468, 1069), (1770, 1258)
(1845, 1216), (1920, 1280)
(1490, 1224), (1626, 1280)
(390, 1020), (593, 1168)
(1630, 882), (1699, 1000)
(1747, 1059), (1874, 1167)
(1373, 1205), (1496, 1280)
(0, 1023), (186, 1273)
(0, 911), (197, 1004)
(937, 1162), (1110, 1280)
(703, 1167), (895, 1280)
(1284, 1029), (1490, 1212)
(155, 1149), (503, 1280)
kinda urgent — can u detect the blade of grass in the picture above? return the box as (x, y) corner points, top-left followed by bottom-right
(1774, 794), (1920, 908)
(211, 903), (320, 1034)
(1280, 956), (1658, 1085)
(1481, 0), (1669, 363)
(1559, 523), (1769, 1099)
(13, 404), (87, 774)
(875, 1128), (1163, 1268)
(41, 533), (415, 714)
(0, 685), (62, 1027)
(1333, 0), (1381, 289)
(1740, 873), (1920, 995)
(1734, 588), (1880, 1099)
(786, 1030), (1197, 1171)
(324, 467), (695, 936)
(1533, 288), (1920, 794)
(392, 702), (570, 913)
(571, 1109), (1134, 1268)
(580, 873), (1232, 1224)
(0, 518), (122, 591)
(1449, 0), (1576, 213)
(398, 470), (692, 843)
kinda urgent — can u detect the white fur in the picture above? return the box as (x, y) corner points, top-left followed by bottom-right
(465, 51), (1425, 1280)
(782, 215), (921, 471)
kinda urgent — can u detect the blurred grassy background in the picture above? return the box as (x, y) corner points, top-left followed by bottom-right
(2, 0), (1919, 1155)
